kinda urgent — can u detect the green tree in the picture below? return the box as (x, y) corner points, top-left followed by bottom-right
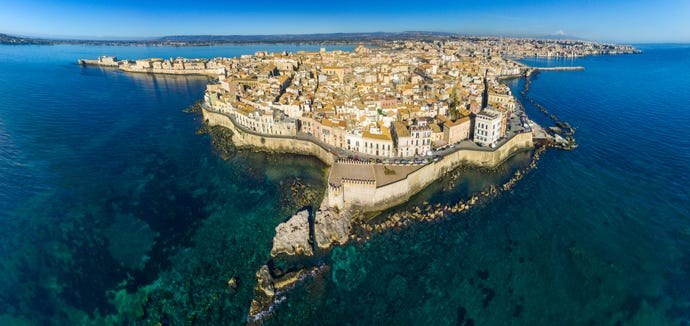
(449, 88), (460, 120)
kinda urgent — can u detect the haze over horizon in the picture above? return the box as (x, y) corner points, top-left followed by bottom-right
(1, 0), (688, 43)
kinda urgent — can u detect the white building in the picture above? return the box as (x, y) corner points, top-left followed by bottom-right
(409, 126), (432, 156)
(473, 107), (504, 147)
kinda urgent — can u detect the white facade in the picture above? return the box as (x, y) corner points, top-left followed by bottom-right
(232, 109), (297, 136)
(409, 126), (432, 156)
(473, 108), (503, 147)
(345, 131), (395, 158)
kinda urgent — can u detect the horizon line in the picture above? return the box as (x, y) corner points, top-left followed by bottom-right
(3, 30), (683, 45)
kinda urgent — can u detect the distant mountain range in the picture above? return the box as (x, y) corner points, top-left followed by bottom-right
(0, 31), (460, 46)
(536, 33), (586, 41)
(158, 31), (458, 43)
(0, 31), (590, 46)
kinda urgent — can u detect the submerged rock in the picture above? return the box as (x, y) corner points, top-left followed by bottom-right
(279, 178), (321, 213)
(103, 213), (158, 270)
(227, 277), (238, 293)
(314, 208), (351, 250)
(270, 210), (314, 258)
(206, 124), (237, 160)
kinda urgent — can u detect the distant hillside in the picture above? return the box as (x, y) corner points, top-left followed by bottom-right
(534, 33), (586, 41)
(0, 31), (461, 46)
(1, 31), (602, 46)
(0, 33), (50, 45)
(157, 31), (459, 44)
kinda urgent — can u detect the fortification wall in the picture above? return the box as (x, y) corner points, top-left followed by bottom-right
(333, 132), (534, 212)
(202, 109), (336, 165)
(120, 66), (223, 76)
(204, 105), (532, 213)
(342, 180), (377, 207)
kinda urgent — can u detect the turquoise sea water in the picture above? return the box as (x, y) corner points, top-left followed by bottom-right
(0, 44), (689, 324)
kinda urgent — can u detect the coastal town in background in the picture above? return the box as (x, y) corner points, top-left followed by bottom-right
(82, 38), (636, 163)
(80, 37), (638, 217)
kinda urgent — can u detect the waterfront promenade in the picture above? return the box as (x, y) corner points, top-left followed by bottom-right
(204, 104), (533, 164)
(202, 106), (534, 212)
(534, 66), (585, 71)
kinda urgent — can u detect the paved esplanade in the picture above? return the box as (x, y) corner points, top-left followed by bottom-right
(329, 160), (424, 187)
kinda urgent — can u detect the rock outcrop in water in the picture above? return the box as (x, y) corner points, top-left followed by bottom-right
(246, 144), (550, 322)
(270, 210), (314, 257)
(314, 208), (351, 250)
(247, 205), (356, 322)
(182, 100), (203, 114)
(248, 265), (275, 317)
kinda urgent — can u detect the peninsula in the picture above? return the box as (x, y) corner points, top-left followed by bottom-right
(79, 37), (638, 322)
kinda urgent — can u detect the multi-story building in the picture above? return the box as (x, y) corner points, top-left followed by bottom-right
(443, 115), (471, 144)
(488, 93), (516, 111)
(392, 121), (413, 158)
(232, 104), (297, 136)
(473, 107), (504, 147)
(410, 126), (432, 156)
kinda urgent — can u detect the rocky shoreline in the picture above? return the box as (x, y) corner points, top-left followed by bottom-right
(351, 146), (546, 240)
(245, 144), (547, 322)
(184, 83), (564, 323)
(247, 206), (353, 322)
(187, 104), (238, 160)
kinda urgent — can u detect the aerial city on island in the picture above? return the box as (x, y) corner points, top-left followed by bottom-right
(80, 37), (638, 321)
(80, 38), (635, 219)
(82, 38), (636, 162)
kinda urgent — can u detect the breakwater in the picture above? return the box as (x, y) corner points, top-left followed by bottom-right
(533, 66), (585, 71)
(526, 66), (584, 77)
(521, 71), (577, 149)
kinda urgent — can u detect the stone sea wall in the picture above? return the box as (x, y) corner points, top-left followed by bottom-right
(202, 109), (337, 165)
(203, 106), (532, 213)
(120, 66), (224, 76)
(329, 132), (534, 212)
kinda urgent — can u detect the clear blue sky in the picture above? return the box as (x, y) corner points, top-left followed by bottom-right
(1, 0), (688, 43)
